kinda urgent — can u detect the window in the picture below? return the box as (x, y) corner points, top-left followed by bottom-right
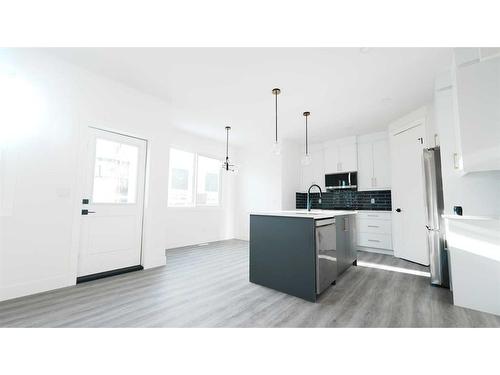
(196, 155), (221, 206)
(167, 148), (221, 207)
(168, 148), (195, 207)
(92, 138), (139, 204)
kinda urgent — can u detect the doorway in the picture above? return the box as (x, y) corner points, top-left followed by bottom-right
(78, 127), (147, 280)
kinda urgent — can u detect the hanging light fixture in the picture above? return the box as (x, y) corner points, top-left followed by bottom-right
(222, 126), (236, 172)
(271, 87), (281, 155)
(301, 111), (311, 166)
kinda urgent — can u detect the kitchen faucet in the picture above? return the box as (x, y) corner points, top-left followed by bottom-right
(307, 184), (323, 211)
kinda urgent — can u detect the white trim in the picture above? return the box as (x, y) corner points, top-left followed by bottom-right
(0, 274), (72, 302)
(389, 118), (425, 137)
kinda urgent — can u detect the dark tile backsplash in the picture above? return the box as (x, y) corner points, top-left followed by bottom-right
(296, 190), (392, 211)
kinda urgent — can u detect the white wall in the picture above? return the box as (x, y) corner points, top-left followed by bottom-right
(164, 130), (235, 249)
(280, 140), (302, 210)
(233, 140), (302, 240)
(434, 73), (500, 218)
(233, 143), (281, 240)
(0, 49), (235, 301)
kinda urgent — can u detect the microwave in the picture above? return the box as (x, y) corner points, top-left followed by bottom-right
(325, 172), (357, 190)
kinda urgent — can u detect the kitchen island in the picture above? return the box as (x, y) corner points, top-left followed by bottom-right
(249, 210), (357, 302)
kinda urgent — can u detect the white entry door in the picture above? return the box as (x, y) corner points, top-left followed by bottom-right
(78, 128), (147, 277)
(391, 124), (429, 265)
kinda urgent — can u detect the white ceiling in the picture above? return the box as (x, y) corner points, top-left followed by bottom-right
(47, 48), (452, 146)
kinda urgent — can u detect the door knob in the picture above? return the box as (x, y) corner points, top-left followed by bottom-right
(396, 208), (402, 213)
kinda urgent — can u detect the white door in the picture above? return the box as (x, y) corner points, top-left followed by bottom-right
(78, 128), (147, 277)
(391, 124), (429, 265)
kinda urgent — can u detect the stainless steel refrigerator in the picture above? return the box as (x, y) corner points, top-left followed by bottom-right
(422, 147), (450, 288)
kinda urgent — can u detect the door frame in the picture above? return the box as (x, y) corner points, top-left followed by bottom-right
(389, 120), (429, 265)
(69, 122), (149, 284)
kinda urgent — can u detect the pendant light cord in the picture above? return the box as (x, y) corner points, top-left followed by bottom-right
(305, 115), (308, 155)
(275, 92), (278, 143)
(226, 127), (229, 160)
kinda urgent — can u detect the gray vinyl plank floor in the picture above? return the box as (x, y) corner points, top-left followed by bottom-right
(1, 239), (499, 328)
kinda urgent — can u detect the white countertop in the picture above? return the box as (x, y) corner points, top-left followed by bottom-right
(442, 214), (500, 221)
(250, 209), (357, 219)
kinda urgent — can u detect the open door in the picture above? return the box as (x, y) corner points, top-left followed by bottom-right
(391, 124), (429, 266)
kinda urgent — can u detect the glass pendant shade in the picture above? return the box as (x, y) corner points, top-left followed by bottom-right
(301, 154), (311, 166)
(272, 140), (281, 155)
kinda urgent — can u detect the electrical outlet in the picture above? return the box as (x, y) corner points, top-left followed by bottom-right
(370, 198), (375, 204)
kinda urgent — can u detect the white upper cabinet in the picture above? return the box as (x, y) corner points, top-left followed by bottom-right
(357, 132), (391, 191)
(454, 48), (500, 67)
(372, 138), (391, 189)
(323, 136), (357, 173)
(454, 48), (480, 67)
(453, 48), (500, 173)
(323, 144), (339, 174)
(357, 141), (372, 190)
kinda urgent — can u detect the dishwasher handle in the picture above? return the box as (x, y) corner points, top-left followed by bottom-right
(315, 218), (335, 227)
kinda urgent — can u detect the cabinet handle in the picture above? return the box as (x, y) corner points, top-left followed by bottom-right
(453, 153), (459, 170)
(373, 177), (377, 187)
(367, 214), (378, 217)
(368, 239), (380, 243)
(343, 217), (348, 231)
(367, 225), (379, 228)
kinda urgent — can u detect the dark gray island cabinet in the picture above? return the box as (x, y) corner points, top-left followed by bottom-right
(249, 211), (357, 302)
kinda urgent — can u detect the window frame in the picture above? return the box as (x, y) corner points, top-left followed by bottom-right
(167, 146), (223, 209)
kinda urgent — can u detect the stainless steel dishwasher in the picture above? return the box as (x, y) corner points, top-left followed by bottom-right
(315, 218), (338, 294)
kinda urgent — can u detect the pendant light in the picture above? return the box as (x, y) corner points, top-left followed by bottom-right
(271, 88), (281, 155)
(301, 111), (311, 166)
(222, 126), (236, 172)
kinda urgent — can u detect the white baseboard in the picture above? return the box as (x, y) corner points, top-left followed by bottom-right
(0, 274), (74, 302)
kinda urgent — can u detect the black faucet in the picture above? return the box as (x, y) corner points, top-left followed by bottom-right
(307, 184), (323, 211)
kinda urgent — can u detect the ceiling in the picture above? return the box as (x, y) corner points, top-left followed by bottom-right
(47, 48), (452, 146)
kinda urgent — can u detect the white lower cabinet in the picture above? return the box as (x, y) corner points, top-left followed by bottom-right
(356, 211), (393, 252)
